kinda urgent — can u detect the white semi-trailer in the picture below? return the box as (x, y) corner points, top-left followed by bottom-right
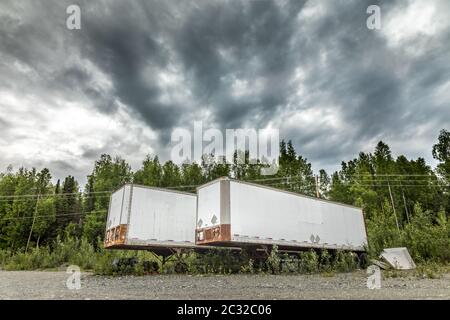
(196, 177), (368, 252)
(104, 184), (199, 250)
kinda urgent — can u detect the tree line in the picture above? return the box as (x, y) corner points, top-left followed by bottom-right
(0, 129), (449, 261)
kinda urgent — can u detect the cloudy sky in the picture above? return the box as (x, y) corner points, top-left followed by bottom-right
(0, 0), (449, 185)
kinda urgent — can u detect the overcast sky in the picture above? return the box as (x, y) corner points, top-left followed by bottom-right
(0, 0), (449, 185)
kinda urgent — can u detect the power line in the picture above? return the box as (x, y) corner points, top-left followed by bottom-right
(356, 185), (449, 187)
(344, 174), (449, 176)
(0, 190), (112, 199)
(0, 174), (448, 201)
(0, 194), (112, 204)
(0, 210), (107, 221)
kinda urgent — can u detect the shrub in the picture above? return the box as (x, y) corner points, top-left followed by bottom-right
(280, 253), (298, 274)
(333, 250), (358, 273)
(366, 202), (450, 264)
(188, 249), (244, 274)
(319, 249), (333, 272)
(401, 205), (449, 263)
(0, 249), (12, 268)
(240, 258), (255, 274)
(265, 245), (281, 274)
(298, 250), (319, 273)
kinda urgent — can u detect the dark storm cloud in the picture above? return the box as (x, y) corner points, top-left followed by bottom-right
(0, 117), (10, 130)
(48, 160), (77, 173)
(81, 145), (108, 160)
(76, 1), (177, 137)
(0, 0), (449, 181)
(173, 0), (308, 128)
(278, 0), (449, 166)
(292, 0), (405, 137)
(63, 0), (309, 140)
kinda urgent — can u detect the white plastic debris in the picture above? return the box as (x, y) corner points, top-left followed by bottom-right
(380, 247), (416, 270)
(370, 259), (390, 270)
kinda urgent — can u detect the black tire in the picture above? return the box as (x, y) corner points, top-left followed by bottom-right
(174, 261), (188, 273)
(357, 252), (368, 269)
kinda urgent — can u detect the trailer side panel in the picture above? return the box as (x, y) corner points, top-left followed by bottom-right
(106, 185), (131, 230)
(196, 178), (368, 251)
(229, 180), (367, 250)
(127, 186), (197, 243)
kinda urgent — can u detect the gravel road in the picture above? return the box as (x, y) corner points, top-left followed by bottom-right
(0, 270), (449, 300)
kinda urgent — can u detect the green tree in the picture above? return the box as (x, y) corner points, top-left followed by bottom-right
(180, 161), (205, 192)
(134, 155), (162, 186)
(82, 154), (132, 243)
(318, 169), (330, 198)
(201, 154), (230, 181)
(160, 160), (182, 187)
(83, 175), (95, 215)
(432, 129), (450, 214)
(56, 176), (80, 237)
(0, 166), (18, 248)
(33, 197), (56, 247)
(275, 140), (316, 196)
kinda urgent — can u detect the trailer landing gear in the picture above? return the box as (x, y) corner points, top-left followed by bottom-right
(147, 248), (191, 273)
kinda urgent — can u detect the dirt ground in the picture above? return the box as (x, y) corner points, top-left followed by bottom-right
(0, 270), (449, 300)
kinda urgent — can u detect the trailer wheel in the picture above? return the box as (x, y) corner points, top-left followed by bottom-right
(111, 257), (138, 274)
(142, 261), (159, 273)
(174, 261), (188, 273)
(357, 253), (368, 269)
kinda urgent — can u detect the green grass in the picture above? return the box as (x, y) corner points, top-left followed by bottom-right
(1, 239), (447, 278)
(382, 262), (449, 279)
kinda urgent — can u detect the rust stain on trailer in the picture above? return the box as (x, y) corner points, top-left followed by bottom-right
(104, 224), (128, 247)
(196, 224), (231, 245)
